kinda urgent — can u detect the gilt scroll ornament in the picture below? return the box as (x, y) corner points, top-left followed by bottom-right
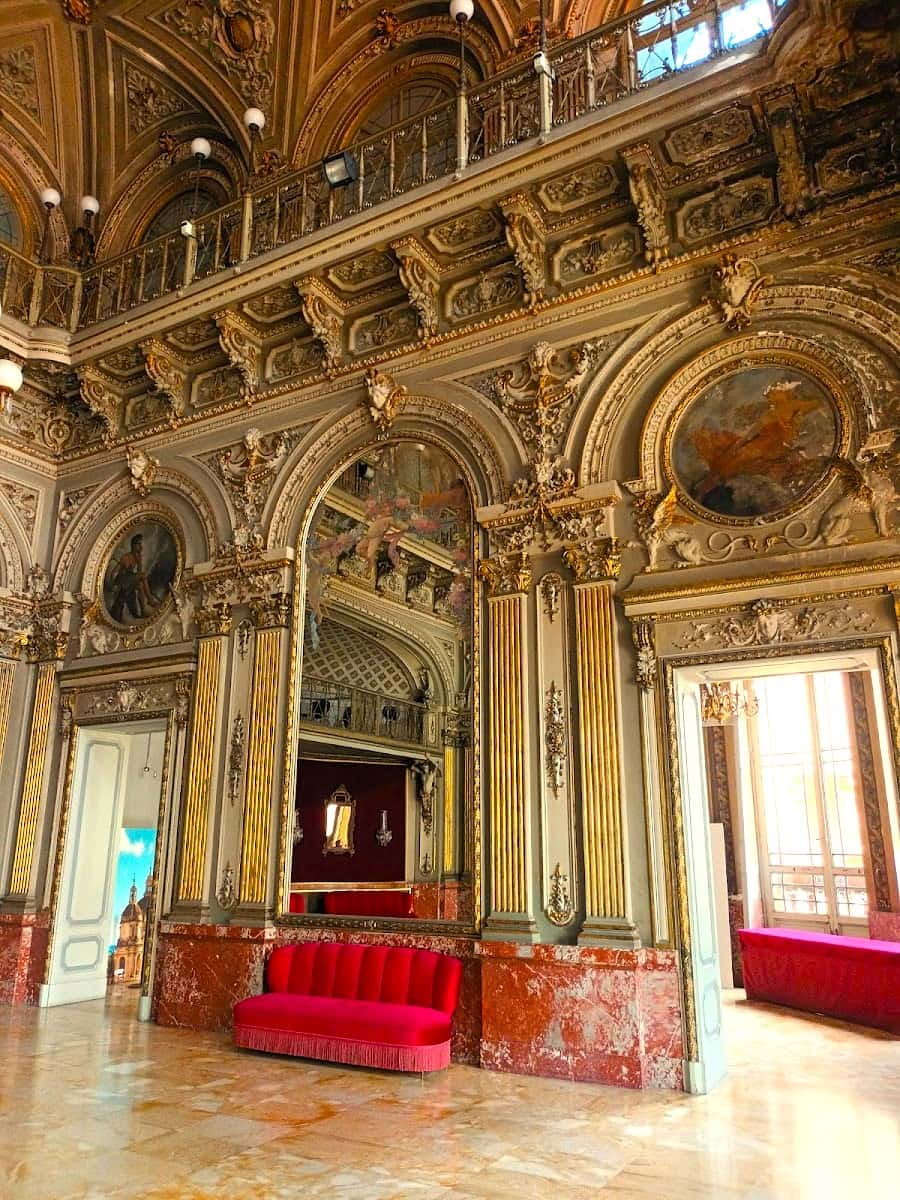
(363, 368), (407, 438)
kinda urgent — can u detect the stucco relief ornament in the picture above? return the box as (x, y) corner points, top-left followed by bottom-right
(676, 599), (875, 650)
(411, 758), (439, 837)
(544, 682), (567, 798)
(214, 427), (288, 527)
(547, 863), (574, 927)
(794, 439), (900, 547)
(631, 618), (657, 691)
(61, 0), (92, 22)
(625, 484), (758, 569)
(217, 862), (238, 911)
(363, 367), (407, 439)
(374, 8), (402, 48)
(125, 445), (159, 498)
(706, 254), (773, 331)
(539, 572), (562, 622)
(626, 159), (669, 267)
(169, 582), (195, 641)
(77, 596), (117, 657)
(227, 712), (245, 806)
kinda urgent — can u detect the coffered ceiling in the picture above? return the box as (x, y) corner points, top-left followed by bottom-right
(0, 1), (631, 255)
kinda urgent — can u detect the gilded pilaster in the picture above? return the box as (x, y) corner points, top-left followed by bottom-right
(175, 604), (231, 907)
(238, 593), (291, 910)
(479, 552), (537, 941)
(7, 661), (58, 899)
(0, 658), (15, 779)
(564, 539), (640, 948)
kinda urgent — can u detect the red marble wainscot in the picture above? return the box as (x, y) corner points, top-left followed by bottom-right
(869, 910), (900, 942)
(0, 911), (49, 1006)
(477, 941), (684, 1090)
(152, 922), (483, 1066)
(152, 922), (275, 1031)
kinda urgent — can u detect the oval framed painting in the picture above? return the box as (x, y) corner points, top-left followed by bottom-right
(666, 359), (845, 524)
(101, 517), (181, 629)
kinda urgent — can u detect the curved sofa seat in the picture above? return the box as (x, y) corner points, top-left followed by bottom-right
(233, 941), (462, 1073)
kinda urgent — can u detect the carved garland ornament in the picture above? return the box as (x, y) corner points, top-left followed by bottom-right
(675, 598), (875, 650)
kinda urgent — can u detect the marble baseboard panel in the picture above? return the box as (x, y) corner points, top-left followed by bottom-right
(0, 911), (49, 1005)
(476, 941), (684, 1090)
(869, 910), (900, 941)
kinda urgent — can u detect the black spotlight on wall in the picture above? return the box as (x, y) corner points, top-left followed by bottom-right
(322, 150), (359, 188)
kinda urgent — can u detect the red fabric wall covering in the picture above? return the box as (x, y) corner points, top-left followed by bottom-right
(292, 759), (407, 882)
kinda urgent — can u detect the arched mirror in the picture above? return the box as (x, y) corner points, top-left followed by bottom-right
(287, 440), (476, 927)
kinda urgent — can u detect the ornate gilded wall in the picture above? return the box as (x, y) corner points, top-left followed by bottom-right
(0, 0), (897, 1088)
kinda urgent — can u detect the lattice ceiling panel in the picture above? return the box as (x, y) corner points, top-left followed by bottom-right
(304, 618), (414, 699)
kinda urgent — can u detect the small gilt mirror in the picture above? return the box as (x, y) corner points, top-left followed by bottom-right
(323, 785), (355, 855)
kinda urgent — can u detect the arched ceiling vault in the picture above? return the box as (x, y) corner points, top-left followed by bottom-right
(0, 1), (634, 256)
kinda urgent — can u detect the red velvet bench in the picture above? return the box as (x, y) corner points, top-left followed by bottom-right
(233, 941), (463, 1072)
(739, 927), (900, 1034)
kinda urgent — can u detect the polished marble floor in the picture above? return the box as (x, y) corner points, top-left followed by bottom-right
(0, 987), (897, 1199)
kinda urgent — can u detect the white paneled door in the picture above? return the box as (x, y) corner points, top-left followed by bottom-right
(41, 730), (131, 1007)
(675, 670), (728, 1095)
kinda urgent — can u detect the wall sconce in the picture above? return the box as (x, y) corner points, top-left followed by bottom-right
(38, 186), (61, 264)
(243, 106), (266, 176)
(70, 194), (100, 267)
(700, 681), (759, 726)
(323, 150), (359, 188)
(293, 811), (304, 845)
(0, 356), (24, 417)
(376, 809), (393, 847)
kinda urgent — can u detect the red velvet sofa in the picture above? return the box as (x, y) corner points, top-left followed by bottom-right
(233, 941), (463, 1072)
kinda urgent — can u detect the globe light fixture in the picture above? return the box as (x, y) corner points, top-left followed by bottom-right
(0, 356), (24, 417)
(449, 0), (474, 21)
(38, 187), (62, 263)
(450, 0), (474, 93)
(243, 108), (266, 177)
(189, 137), (212, 221)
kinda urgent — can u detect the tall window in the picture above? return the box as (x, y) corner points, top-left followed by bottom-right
(749, 672), (868, 935)
(0, 184), (23, 249)
(142, 189), (219, 242)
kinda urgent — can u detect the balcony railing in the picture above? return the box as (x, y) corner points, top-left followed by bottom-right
(300, 674), (433, 748)
(0, 0), (789, 335)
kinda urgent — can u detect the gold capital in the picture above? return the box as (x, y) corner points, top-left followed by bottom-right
(478, 550), (532, 597)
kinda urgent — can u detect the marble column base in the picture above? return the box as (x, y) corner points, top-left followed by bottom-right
(482, 916), (540, 943)
(0, 910), (49, 1005)
(578, 915), (641, 949)
(477, 940), (683, 1089)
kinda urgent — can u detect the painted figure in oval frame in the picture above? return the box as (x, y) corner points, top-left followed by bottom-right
(671, 365), (839, 520)
(102, 520), (179, 627)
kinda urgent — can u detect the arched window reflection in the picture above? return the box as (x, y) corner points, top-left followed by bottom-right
(356, 78), (456, 141)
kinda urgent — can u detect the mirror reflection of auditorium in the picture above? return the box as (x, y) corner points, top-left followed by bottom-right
(290, 442), (473, 925)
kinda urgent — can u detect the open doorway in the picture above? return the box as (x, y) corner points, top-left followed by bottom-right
(670, 648), (900, 1092)
(41, 720), (168, 1021)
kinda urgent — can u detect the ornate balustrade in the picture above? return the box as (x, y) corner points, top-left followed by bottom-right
(0, 0), (788, 335)
(299, 674), (434, 749)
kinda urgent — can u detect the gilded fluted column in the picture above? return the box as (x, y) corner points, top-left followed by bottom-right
(238, 592), (291, 912)
(563, 539), (640, 948)
(478, 551), (538, 942)
(5, 620), (68, 905)
(175, 602), (231, 910)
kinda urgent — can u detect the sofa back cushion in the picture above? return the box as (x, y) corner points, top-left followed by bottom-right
(323, 891), (415, 918)
(265, 942), (462, 1015)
